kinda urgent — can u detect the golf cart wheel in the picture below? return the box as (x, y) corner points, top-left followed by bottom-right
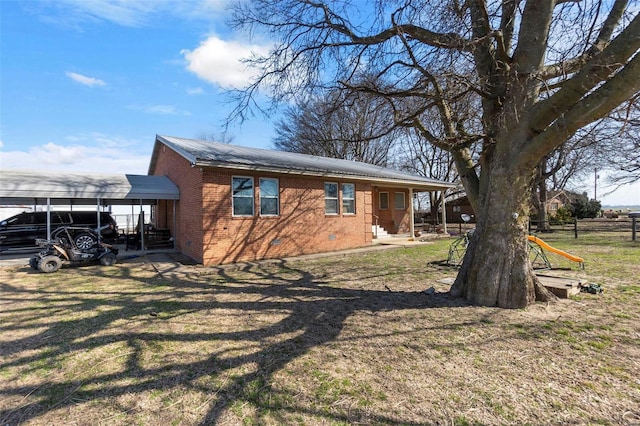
(74, 233), (97, 250)
(29, 255), (41, 270)
(38, 255), (62, 273)
(99, 252), (117, 266)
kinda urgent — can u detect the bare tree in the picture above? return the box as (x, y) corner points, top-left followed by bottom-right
(396, 127), (461, 223)
(196, 131), (235, 145)
(599, 97), (640, 186)
(273, 91), (397, 166)
(229, 0), (640, 308)
(530, 129), (603, 230)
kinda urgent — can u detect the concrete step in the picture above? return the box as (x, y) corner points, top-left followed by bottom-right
(372, 225), (391, 239)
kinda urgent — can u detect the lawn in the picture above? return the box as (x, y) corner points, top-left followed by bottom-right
(1, 236), (639, 425)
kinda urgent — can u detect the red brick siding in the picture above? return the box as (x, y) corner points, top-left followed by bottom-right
(151, 145), (204, 263)
(372, 187), (410, 234)
(201, 171), (372, 266)
(151, 143), (378, 266)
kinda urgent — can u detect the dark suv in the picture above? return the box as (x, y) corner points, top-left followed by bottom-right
(0, 211), (118, 251)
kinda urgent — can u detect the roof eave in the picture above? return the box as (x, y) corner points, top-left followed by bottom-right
(193, 160), (457, 191)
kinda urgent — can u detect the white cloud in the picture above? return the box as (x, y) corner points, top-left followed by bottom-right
(126, 104), (191, 116)
(597, 180), (640, 207)
(65, 71), (106, 87)
(35, 0), (228, 29)
(0, 134), (150, 174)
(0, 140), (3, 148)
(182, 35), (272, 89)
(187, 87), (205, 95)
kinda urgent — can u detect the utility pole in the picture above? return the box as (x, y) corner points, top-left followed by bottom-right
(594, 168), (599, 201)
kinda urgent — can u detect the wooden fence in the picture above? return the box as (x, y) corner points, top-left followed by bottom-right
(528, 217), (639, 240)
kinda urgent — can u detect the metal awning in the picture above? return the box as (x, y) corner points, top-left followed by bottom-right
(0, 170), (179, 205)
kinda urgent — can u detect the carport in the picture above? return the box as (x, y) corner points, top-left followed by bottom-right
(0, 170), (180, 250)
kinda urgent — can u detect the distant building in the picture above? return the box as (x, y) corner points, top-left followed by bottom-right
(445, 195), (476, 223)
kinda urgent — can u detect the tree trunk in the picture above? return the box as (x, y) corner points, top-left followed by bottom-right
(536, 179), (549, 232)
(450, 161), (555, 308)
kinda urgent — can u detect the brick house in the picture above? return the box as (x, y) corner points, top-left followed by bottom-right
(148, 135), (455, 266)
(545, 190), (572, 215)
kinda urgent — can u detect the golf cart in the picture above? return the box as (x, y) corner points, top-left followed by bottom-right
(29, 226), (119, 273)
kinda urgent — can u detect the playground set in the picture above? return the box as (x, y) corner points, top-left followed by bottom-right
(444, 221), (589, 297)
(446, 231), (584, 270)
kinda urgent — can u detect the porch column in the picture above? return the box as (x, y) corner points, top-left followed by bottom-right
(441, 190), (447, 234)
(96, 198), (102, 243)
(409, 188), (415, 240)
(139, 199), (145, 251)
(46, 198), (51, 240)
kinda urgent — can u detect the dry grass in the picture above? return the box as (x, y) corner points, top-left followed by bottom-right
(1, 236), (639, 425)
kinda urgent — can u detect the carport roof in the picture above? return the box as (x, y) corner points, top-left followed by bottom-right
(0, 170), (179, 205)
(151, 135), (458, 191)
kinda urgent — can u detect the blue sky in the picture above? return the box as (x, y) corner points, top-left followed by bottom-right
(0, 0), (638, 206)
(0, 0), (276, 173)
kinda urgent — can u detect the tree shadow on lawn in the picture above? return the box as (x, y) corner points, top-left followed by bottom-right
(1, 259), (472, 425)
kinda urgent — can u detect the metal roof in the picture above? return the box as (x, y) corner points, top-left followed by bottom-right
(0, 170), (179, 205)
(151, 135), (457, 191)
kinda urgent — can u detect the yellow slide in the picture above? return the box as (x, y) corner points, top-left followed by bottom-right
(527, 235), (584, 265)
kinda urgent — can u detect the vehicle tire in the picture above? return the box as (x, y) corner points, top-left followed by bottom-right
(74, 233), (97, 250)
(29, 255), (40, 270)
(38, 255), (62, 273)
(99, 252), (117, 266)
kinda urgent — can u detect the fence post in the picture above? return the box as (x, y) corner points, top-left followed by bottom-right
(574, 218), (578, 239)
(633, 217), (637, 242)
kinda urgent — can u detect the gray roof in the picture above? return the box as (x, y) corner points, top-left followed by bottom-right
(152, 135), (456, 190)
(0, 170), (179, 205)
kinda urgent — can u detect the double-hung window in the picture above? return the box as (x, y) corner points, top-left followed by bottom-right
(324, 182), (339, 215)
(342, 183), (355, 214)
(232, 176), (254, 216)
(260, 178), (279, 216)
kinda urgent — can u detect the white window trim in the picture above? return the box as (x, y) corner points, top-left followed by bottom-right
(232, 176), (254, 217)
(325, 182), (339, 215)
(259, 177), (280, 217)
(342, 183), (356, 215)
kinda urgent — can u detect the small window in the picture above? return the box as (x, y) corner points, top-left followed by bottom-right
(325, 182), (339, 215)
(394, 192), (406, 210)
(260, 178), (279, 216)
(232, 176), (254, 216)
(379, 192), (389, 210)
(342, 183), (355, 214)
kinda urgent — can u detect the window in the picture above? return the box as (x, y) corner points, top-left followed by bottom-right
(379, 192), (389, 210)
(394, 192), (406, 210)
(324, 182), (339, 214)
(232, 176), (254, 216)
(260, 178), (279, 216)
(342, 183), (355, 214)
